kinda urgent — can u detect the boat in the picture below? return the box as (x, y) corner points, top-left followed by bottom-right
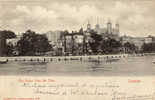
(106, 58), (120, 63)
(18, 61), (47, 65)
(0, 58), (8, 64)
(88, 59), (100, 63)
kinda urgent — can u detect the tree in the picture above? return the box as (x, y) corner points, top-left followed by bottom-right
(124, 42), (137, 53)
(60, 30), (69, 38)
(79, 28), (84, 34)
(1, 30), (16, 39)
(17, 30), (52, 56)
(6, 43), (14, 56)
(0, 30), (16, 56)
(89, 31), (102, 54)
(34, 34), (52, 53)
(141, 43), (155, 53)
(101, 38), (122, 54)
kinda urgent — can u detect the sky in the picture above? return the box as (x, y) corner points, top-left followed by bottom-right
(0, 0), (155, 37)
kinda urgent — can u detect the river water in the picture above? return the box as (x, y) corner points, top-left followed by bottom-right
(0, 56), (155, 76)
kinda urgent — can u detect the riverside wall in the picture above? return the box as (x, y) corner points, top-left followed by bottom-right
(0, 53), (148, 62)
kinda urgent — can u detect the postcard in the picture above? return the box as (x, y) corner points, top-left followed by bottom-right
(0, 0), (155, 100)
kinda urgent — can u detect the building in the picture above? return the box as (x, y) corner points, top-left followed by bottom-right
(88, 20), (120, 41)
(121, 36), (142, 50)
(73, 33), (85, 55)
(144, 37), (152, 44)
(114, 22), (119, 35)
(63, 32), (85, 55)
(107, 20), (113, 34)
(87, 21), (91, 32)
(45, 30), (65, 56)
(121, 35), (133, 44)
(0, 32), (6, 56)
(131, 37), (145, 50)
(6, 35), (21, 46)
(121, 35), (153, 50)
(147, 35), (155, 43)
(94, 23), (101, 34)
(6, 35), (21, 56)
(45, 30), (61, 45)
(93, 20), (120, 36)
(64, 33), (74, 55)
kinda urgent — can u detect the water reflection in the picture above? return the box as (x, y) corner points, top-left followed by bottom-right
(18, 62), (47, 74)
(88, 59), (118, 72)
(0, 56), (155, 76)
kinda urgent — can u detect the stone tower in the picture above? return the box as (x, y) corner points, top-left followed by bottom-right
(95, 24), (100, 34)
(107, 19), (112, 34)
(115, 22), (119, 36)
(87, 20), (91, 32)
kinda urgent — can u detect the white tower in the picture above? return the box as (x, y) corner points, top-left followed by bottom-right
(115, 22), (119, 36)
(107, 19), (112, 34)
(87, 20), (91, 31)
(95, 17), (100, 34)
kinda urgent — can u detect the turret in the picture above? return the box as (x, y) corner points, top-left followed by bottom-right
(107, 19), (112, 34)
(87, 20), (91, 31)
(115, 22), (119, 35)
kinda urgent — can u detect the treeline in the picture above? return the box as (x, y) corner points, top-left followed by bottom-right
(88, 30), (138, 55)
(2, 30), (52, 56)
(17, 30), (52, 56)
(0, 30), (17, 56)
(141, 43), (155, 53)
(2, 29), (155, 56)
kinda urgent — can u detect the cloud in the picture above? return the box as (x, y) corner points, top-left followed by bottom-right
(101, 1), (155, 36)
(0, 1), (154, 36)
(7, 3), (102, 33)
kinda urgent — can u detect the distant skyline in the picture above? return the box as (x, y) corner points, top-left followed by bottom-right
(0, 0), (155, 37)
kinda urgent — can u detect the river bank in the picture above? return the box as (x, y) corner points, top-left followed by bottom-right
(0, 54), (155, 76)
(0, 53), (151, 62)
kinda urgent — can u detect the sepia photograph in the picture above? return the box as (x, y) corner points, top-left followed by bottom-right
(0, 0), (155, 99)
(0, 0), (155, 76)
